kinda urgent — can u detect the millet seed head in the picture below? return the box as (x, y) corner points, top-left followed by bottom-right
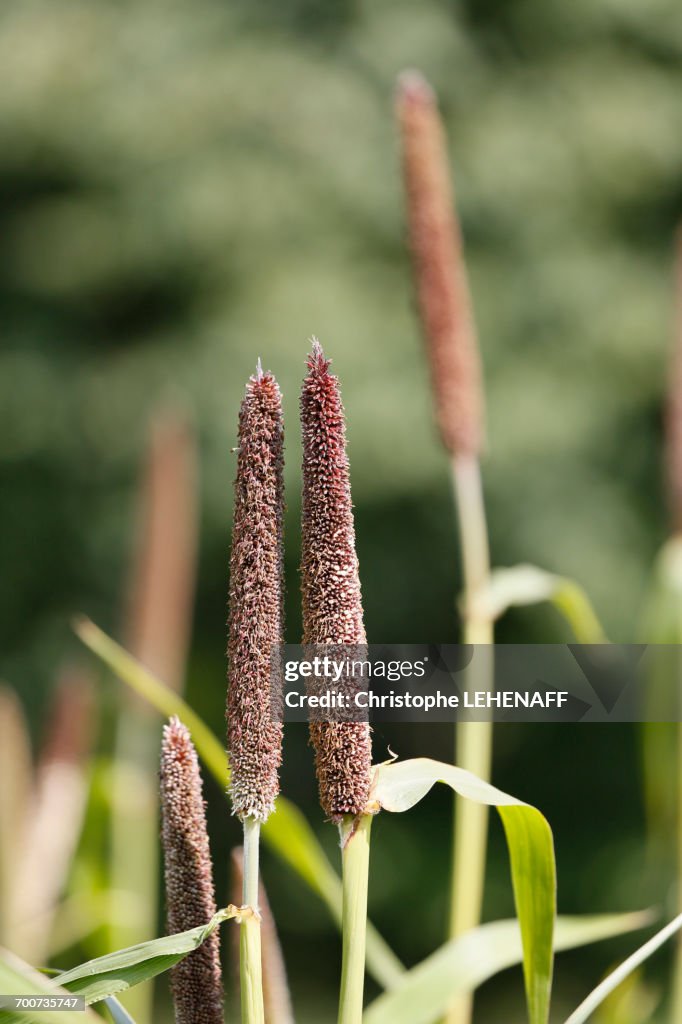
(300, 339), (372, 822)
(396, 69), (484, 458)
(159, 717), (223, 1024)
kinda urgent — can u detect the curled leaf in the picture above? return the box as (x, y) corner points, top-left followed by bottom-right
(371, 758), (555, 1024)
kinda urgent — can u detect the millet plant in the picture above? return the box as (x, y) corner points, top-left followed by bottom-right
(4, 69), (682, 1024)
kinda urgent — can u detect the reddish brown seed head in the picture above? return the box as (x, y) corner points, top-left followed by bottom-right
(39, 668), (95, 768)
(227, 367), (284, 822)
(125, 411), (198, 695)
(396, 70), (484, 458)
(300, 340), (372, 821)
(159, 717), (223, 1024)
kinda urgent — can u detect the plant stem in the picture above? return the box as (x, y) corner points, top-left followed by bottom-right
(674, 723), (682, 1022)
(338, 814), (372, 1024)
(240, 816), (264, 1024)
(447, 454), (494, 1024)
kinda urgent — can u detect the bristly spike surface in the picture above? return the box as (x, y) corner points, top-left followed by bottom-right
(300, 342), (372, 822)
(307, 336), (329, 375)
(227, 369), (284, 822)
(160, 717), (224, 1024)
(396, 69), (485, 458)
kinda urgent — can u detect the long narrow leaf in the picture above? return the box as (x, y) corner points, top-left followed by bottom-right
(363, 911), (653, 1024)
(74, 620), (226, 785)
(0, 950), (100, 1024)
(40, 973), (138, 1024)
(472, 565), (607, 643)
(563, 913), (682, 1024)
(56, 907), (236, 1004)
(73, 618), (405, 991)
(371, 758), (556, 1024)
(103, 997), (137, 1024)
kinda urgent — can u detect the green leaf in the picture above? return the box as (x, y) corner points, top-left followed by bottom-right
(55, 908), (235, 1005)
(363, 911), (654, 1024)
(73, 618), (405, 991)
(0, 950), (100, 1024)
(73, 619), (227, 787)
(35, 973), (138, 1024)
(563, 912), (682, 1024)
(473, 565), (607, 643)
(589, 968), (659, 1024)
(639, 541), (682, 852)
(103, 998), (137, 1024)
(371, 758), (556, 1024)
(640, 538), (682, 643)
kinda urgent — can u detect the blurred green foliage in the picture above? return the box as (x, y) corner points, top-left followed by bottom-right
(2, 0), (682, 1019)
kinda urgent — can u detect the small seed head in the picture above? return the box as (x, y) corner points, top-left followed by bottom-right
(159, 717), (223, 1024)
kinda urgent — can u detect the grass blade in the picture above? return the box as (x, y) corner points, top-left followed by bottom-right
(363, 912), (653, 1024)
(56, 908), (236, 1004)
(472, 565), (607, 643)
(371, 757), (556, 1024)
(588, 968), (659, 1024)
(74, 619), (227, 784)
(639, 537), (682, 1017)
(563, 913), (682, 1024)
(103, 996), (137, 1023)
(0, 950), (100, 1024)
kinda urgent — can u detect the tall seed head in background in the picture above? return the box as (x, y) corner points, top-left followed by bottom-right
(396, 70), (484, 458)
(227, 365), (285, 822)
(160, 717), (223, 1024)
(11, 669), (96, 963)
(300, 340), (372, 821)
(125, 411), (198, 694)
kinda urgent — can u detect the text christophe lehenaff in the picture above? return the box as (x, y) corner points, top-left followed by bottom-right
(273, 644), (682, 723)
(276, 648), (570, 722)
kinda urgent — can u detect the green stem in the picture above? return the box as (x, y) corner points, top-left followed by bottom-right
(447, 454), (494, 1024)
(338, 814), (372, 1024)
(673, 641), (682, 1019)
(240, 816), (264, 1024)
